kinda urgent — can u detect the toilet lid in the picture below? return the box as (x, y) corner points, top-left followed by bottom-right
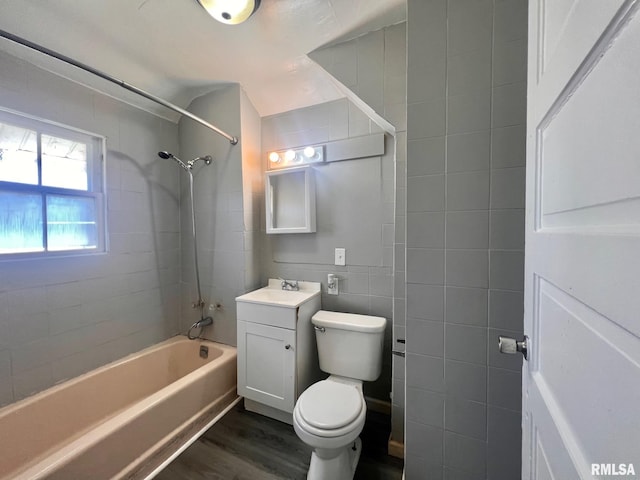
(297, 380), (363, 430)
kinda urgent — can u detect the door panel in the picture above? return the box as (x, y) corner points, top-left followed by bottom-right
(539, 9), (640, 225)
(237, 321), (296, 412)
(525, 1), (640, 478)
(528, 387), (581, 480)
(536, 0), (625, 107)
(535, 278), (640, 462)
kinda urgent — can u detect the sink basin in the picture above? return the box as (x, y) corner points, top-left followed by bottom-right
(236, 280), (321, 308)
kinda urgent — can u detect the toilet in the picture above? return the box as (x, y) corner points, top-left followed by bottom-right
(293, 310), (386, 480)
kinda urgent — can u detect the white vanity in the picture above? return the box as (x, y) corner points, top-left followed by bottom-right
(236, 279), (322, 424)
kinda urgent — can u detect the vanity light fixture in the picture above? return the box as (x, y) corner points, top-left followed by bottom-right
(196, 0), (261, 25)
(267, 145), (325, 170)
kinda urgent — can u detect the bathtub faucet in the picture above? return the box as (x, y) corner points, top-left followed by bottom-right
(280, 278), (299, 291)
(187, 316), (213, 340)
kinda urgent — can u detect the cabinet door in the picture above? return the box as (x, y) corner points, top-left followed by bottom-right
(237, 321), (296, 412)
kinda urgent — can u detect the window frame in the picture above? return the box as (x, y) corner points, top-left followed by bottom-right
(0, 107), (107, 260)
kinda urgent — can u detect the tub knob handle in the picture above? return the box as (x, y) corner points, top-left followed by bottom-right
(285, 344), (292, 350)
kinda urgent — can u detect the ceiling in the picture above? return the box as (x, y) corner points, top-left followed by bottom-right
(0, 0), (406, 120)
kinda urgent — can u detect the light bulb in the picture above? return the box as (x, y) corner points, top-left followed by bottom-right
(284, 150), (296, 162)
(268, 152), (280, 163)
(303, 146), (316, 158)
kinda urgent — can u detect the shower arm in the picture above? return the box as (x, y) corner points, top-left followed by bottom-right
(188, 156), (213, 169)
(0, 29), (239, 145)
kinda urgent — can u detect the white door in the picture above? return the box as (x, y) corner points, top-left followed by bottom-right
(524, 1), (640, 478)
(237, 320), (296, 412)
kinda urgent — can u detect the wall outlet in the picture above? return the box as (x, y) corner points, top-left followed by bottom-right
(334, 248), (346, 266)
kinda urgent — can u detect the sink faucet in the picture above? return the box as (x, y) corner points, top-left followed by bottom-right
(279, 278), (299, 291)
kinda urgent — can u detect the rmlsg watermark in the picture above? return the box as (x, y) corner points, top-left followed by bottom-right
(591, 464), (636, 477)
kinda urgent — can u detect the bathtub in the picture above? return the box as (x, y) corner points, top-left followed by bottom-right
(0, 336), (238, 480)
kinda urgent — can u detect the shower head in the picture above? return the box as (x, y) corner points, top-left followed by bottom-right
(158, 151), (212, 170)
(158, 151), (189, 171)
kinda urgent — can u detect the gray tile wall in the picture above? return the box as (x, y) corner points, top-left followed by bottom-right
(0, 50), (181, 407)
(240, 89), (264, 294)
(311, 22), (408, 444)
(260, 98), (395, 401)
(406, 0), (526, 478)
(177, 85), (262, 347)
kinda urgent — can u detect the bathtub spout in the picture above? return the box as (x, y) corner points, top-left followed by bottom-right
(187, 317), (213, 340)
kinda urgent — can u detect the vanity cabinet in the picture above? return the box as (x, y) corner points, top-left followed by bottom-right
(236, 280), (322, 424)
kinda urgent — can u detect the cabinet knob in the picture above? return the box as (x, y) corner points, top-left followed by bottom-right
(285, 344), (291, 350)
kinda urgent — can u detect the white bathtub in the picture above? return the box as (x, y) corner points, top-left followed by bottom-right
(0, 336), (238, 480)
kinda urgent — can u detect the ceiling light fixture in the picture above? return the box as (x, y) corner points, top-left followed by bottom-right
(196, 0), (261, 25)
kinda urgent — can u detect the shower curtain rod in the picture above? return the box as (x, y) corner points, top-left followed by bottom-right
(0, 29), (238, 145)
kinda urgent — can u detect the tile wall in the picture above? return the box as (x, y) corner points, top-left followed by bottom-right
(310, 22), (408, 441)
(0, 50), (181, 407)
(177, 85), (262, 347)
(260, 98), (395, 402)
(405, 0), (527, 478)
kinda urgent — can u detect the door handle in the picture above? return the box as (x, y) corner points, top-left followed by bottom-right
(498, 335), (528, 360)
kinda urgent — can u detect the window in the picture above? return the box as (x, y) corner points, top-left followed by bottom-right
(0, 109), (105, 257)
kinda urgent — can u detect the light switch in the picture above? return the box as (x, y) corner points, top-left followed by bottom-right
(335, 248), (346, 266)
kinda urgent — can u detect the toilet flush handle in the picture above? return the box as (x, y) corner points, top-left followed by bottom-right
(314, 326), (326, 333)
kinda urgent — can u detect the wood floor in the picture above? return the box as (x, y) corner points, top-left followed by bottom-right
(156, 402), (404, 480)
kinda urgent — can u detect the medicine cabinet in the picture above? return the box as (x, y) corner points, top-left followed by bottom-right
(265, 166), (316, 234)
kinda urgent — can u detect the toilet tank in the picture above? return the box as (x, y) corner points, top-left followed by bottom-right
(311, 311), (386, 381)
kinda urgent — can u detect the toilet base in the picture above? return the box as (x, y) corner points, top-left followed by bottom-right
(307, 437), (362, 480)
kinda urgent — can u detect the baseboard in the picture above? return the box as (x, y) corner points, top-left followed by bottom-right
(388, 434), (405, 459)
(365, 396), (391, 415)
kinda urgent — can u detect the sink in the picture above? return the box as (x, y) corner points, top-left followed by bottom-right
(236, 279), (321, 308)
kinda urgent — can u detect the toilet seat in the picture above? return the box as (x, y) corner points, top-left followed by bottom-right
(294, 379), (366, 439)
(298, 380), (362, 430)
